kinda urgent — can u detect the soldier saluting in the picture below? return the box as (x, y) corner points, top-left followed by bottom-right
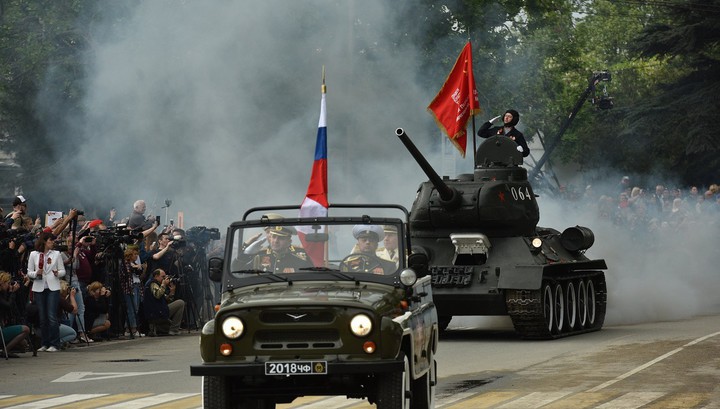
(477, 109), (530, 157)
(252, 226), (311, 273)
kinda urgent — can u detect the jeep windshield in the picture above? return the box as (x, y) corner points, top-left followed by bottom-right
(226, 215), (406, 286)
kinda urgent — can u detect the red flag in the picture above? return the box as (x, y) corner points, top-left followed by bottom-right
(298, 75), (328, 267)
(427, 42), (480, 157)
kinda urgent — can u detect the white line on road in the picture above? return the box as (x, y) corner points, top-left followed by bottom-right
(100, 393), (198, 408)
(587, 330), (720, 392)
(6, 394), (108, 408)
(594, 392), (664, 408)
(494, 391), (572, 408)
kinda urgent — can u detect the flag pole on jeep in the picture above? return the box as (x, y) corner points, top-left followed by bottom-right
(298, 66), (329, 266)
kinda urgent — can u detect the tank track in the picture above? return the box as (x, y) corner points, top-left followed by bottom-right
(505, 271), (606, 339)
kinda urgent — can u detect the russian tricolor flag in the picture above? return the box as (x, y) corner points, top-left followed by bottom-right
(298, 75), (329, 266)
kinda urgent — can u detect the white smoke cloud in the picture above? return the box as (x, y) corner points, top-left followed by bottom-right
(66, 0), (448, 227)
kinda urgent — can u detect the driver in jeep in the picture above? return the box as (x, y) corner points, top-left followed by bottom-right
(341, 225), (397, 275)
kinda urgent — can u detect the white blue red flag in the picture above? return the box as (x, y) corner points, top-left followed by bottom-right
(298, 72), (329, 266)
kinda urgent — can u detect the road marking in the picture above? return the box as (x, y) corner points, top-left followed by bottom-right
(495, 391), (573, 408)
(0, 395), (59, 407)
(435, 391), (484, 407)
(51, 394), (154, 409)
(587, 330), (720, 392)
(52, 370), (178, 383)
(595, 392), (664, 408)
(286, 395), (365, 408)
(1, 394), (107, 408)
(440, 391), (518, 408)
(100, 393), (198, 408)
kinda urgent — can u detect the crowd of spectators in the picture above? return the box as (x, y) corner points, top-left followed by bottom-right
(0, 197), (204, 358)
(543, 176), (720, 243)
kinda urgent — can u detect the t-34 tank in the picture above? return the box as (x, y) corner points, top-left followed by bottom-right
(395, 128), (607, 339)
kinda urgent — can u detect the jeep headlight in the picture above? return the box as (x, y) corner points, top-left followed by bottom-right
(222, 316), (244, 339)
(350, 314), (372, 337)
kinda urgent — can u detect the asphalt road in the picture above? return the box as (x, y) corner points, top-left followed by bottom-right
(2, 314), (720, 408)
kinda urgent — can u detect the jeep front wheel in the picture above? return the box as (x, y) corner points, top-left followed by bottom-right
(376, 353), (411, 409)
(203, 376), (230, 409)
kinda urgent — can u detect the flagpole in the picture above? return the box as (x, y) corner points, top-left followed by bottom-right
(469, 38), (477, 166)
(321, 65), (329, 265)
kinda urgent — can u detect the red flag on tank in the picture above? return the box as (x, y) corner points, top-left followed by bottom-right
(427, 41), (480, 157)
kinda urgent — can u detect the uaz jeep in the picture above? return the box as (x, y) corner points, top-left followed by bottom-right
(190, 204), (438, 409)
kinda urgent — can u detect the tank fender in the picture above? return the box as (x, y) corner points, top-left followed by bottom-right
(497, 265), (544, 290)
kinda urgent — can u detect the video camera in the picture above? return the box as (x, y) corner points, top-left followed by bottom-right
(185, 226), (221, 246)
(0, 226), (34, 248)
(91, 223), (144, 249)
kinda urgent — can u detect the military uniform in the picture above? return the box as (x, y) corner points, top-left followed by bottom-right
(343, 225), (397, 274)
(252, 246), (311, 273)
(251, 224), (311, 273)
(342, 253), (397, 275)
(376, 247), (399, 264)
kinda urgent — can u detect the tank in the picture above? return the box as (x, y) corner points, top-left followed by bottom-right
(396, 128), (607, 339)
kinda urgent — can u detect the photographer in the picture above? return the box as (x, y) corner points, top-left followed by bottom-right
(143, 268), (185, 336)
(83, 281), (112, 340)
(149, 233), (180, 277)
(4, 196), (27, 230)
(0, 271), (30, 358)
(60, 236), (90, 344)
(119, 247), (145, 337)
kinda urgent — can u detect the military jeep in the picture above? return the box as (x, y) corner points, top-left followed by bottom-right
(190, 204), (438, 409)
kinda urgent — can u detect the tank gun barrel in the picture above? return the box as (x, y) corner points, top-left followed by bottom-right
(395, 128), (461, 208)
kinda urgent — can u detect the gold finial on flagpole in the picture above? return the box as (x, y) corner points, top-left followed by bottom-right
(321, 66), (326, 94)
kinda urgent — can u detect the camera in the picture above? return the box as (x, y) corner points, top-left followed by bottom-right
(76, 210), (85, 216)
(83, 236), (93, 243)
(186, 226), (221, 246)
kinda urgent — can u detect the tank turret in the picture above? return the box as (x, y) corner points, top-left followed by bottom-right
(396, 128), (539, 237)
(396, 129), (607, 339)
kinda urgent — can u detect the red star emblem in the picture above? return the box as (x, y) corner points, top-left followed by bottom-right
(498, 191), (505, 202)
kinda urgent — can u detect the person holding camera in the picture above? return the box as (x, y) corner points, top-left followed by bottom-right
(119, 247), (145, 337)
(83, 281), (112, 340)
(26, 231), (66, 352)
(0, 271), (31, 358)
(60, 235), (90, 344)
(143, 268), (185, 336)
(149, 232), (180, 277)
(4, 196), (28, 230)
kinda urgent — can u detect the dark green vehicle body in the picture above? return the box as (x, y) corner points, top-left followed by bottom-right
(190, 205), (438, 409)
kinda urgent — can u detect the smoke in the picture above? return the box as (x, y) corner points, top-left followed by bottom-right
(537, 177), (720, 326)
(36, 1), (445, 227)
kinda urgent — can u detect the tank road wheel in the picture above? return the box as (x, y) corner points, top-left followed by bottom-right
(586, 279), (597, 326)
(377, 353), (411, 409)
(553, 283), (565, 333)
(412, 351), (436, 409)
(203, 376), (231, 409)
(577, 280), (588, 328)
(565, 281), (577, 331)
(542, 282), (554, 334)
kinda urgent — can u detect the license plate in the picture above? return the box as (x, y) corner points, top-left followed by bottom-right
(265, 361), (327, 375)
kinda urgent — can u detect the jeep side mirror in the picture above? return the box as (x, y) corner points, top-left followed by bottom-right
(407, 251), (429, 277)
(208, 257), (223, 282)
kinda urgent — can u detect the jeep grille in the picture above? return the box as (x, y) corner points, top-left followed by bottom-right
(255, 329), (340, 349)
(260, 311), (335, 324)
